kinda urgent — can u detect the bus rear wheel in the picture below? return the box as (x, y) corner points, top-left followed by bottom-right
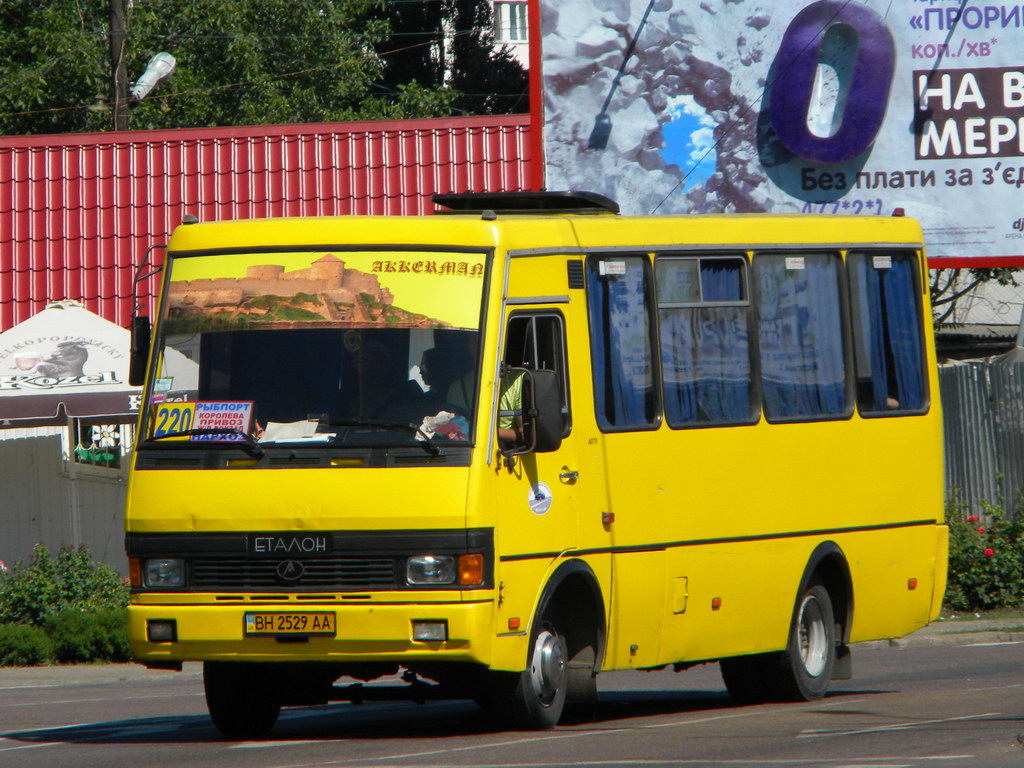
(721, 582), (836, 703)
(489, 618), (568, 729)
(772, 582), (836, 701)
(203, 661), (281, 739)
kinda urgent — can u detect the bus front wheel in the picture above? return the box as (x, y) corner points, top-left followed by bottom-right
(490, 618), (569, 729)
(203, 661), (281, 739)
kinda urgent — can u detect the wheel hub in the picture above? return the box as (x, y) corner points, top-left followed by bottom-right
(797, 595), (828, 678)
(529, 628), (566, 704)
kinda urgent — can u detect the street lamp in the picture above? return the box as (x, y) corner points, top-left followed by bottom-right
(109, 0), (175, 130)
(130, 52), (176, 102)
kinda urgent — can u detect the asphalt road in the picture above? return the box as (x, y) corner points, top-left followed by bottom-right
(1, 637), (1022, 768)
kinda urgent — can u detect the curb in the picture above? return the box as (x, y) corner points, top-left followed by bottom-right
(857, 623), (1024, 649)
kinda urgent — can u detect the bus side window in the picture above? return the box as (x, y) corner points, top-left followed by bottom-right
(503, 313), (571, 438)
(753, 252), (850, 422)
(847, 251), (926, 414)
(655, 255), (758, 427)
(586, 255), (659, 431)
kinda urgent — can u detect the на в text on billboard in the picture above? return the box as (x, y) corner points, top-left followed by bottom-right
(539, 0), (1024, 263)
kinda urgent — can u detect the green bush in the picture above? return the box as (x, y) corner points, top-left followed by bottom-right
(0, 544), (129, 626)
(0, 622), (53, 666)
(945, 496), (1024, 611)
(45, 609), (131, 664)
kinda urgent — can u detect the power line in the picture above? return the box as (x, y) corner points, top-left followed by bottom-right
(650, 0), (857, 213)
(0, 29), (518, 122)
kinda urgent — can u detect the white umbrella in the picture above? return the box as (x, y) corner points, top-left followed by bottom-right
(0, 301), (141, 426)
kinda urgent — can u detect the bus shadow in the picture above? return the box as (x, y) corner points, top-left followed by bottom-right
(0, 688), (891, 746)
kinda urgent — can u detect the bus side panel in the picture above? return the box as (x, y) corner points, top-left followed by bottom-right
(604, 550), (666, 669)
(930, 523), (949, 622)
(844, 524), (947, 643)
(598, 402), (943, 667)
(660, 544), (770, 663)
(488, 557), (555, 671)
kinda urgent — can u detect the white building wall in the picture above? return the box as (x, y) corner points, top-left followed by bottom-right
(493, 1), (529, 66)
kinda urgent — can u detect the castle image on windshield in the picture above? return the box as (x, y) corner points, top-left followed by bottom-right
(165, 254), (447, 331)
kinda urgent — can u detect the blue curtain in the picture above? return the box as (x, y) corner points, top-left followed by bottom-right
(757, 255), (846, 419)
(661, 309), (699, 423)
(660, 259), (752, 426)
(702, 260), (743, 301)
(661, 308), (752, 424)
(853, 254), (924, 411)
(587, 258), (656, 429)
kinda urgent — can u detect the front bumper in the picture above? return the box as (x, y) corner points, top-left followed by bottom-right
(128, 599), (495, 665)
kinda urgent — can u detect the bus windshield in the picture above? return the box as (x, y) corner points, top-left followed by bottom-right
(140, 249), (486, 450)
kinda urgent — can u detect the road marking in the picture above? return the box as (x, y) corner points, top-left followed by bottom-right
(269, 757), (974, 767)
(962, 682), (1024, 693)
(275, 705), (950, 768)
(798, 712), (999, 738)
(0, 684), (68, 691)
(233, 739), (350, 749)
(963, 640), (1024, 647)
(274, 711), (759, 768)
(0, 740), (61, 753)
(0, 692), (204, 709)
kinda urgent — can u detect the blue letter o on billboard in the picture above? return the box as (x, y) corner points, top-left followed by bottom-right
(770, 0), (895, 164)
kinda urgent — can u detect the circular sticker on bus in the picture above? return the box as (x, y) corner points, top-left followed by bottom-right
(528, 482), (553, 515)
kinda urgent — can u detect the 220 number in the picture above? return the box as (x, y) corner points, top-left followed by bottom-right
(153, 404), (194, 437)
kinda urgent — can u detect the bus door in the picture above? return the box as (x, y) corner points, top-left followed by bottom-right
(584, 252), (667, 669)
(493, 310), (580, 628)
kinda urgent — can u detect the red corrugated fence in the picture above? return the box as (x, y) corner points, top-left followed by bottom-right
(0, 114), (533, 330)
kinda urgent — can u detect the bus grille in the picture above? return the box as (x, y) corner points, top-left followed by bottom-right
(191, 557), (398, 588)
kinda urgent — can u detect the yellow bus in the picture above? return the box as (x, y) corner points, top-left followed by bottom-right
(125, 192), (947, 737)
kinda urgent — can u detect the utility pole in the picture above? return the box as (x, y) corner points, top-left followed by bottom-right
(110, 0), (129, 131)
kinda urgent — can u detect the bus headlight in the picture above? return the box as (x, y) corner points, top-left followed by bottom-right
(144, 558), (186, 588)
(406, 555), (456, 585)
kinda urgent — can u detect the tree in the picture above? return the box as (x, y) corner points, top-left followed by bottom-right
(0, 0), (525, 137)
(372, 0), (527, 116)
(931, 268), (1021, 326)
(0, 2), (111, 135)
(445, 0), (529, 115)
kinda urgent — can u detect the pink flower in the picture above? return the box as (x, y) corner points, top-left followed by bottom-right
(984, 548), (995, 557)
(966, 515), (980, 523)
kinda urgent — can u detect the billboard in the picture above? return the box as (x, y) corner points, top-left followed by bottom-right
(536, 0), (1024, 266)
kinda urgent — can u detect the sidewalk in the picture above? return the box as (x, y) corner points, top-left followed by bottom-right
(0, 660), (201, 687)
(0, 618), (1021, 687)
(857, 615), (1024, 649)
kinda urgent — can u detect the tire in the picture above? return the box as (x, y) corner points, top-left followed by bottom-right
(720, 652), (774, 704)
(721, 582), (836, 704)
(203, 661), (281, 739)
(770, 582), (836, 701)
(489, 618), (569, 729)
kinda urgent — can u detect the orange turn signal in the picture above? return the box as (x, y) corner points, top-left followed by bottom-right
(128, 558), (142, 588)
(458, 554), (485, 586)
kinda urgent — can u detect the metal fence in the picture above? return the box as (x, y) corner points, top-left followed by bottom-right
(0, 433), (128, 573)
(940, 360), (1024, 515)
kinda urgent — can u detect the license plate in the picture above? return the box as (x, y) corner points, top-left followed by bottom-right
(244, 612), (336, 636)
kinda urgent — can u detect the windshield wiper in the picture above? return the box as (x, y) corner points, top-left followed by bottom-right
(322, 419), (441, 457)
(148, 428), (265, 458)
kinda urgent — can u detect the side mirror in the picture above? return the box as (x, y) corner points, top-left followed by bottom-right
(128, 315), (151, 387)
(502, 368), (563, 457)
(525, 369), (563, 453)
